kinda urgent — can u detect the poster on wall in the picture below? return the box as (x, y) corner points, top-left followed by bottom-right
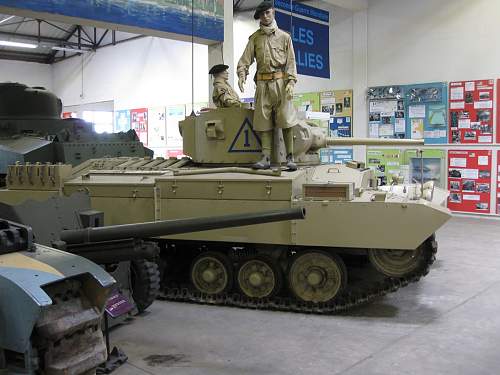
(366, 149), (402, 185)
(148, 107), (167, 148)
(447, 150), (492, 214)
(320, 148), (353, 164)
(497, 151), (500, 214)
(166, 105), (185, 153)
(321, 90), (353, 138)
(114, 110), (131, 132)
(449, 80), (494, 144)
(367, 86), (406, 139)
(131, 108), (148, 145)
(293, 92), (320, 112)
(405, 82), (448, 144)
(274, 1), (330, 79)
(329, 117), (351, 137)
(497, 79), (500, 144)
(404, 149), (446, 188)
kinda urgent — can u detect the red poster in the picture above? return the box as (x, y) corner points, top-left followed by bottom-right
(497, 151), (500, 214)
(131, 108), (148, 145)
(497, 79), (500, 144)
(449, 79), (494, 144)
(448, 150), (492, 213)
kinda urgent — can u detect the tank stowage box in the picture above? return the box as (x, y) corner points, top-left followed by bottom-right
(0, 107), (452, 314)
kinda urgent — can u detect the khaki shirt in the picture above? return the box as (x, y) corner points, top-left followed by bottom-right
(237, 27), (297, 83)
(212, 78), (241, 108)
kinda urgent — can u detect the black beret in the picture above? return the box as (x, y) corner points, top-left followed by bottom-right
(209, 64), (229, 75)
(254, 0), (273, 19)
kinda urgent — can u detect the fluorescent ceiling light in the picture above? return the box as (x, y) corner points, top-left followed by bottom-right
(0, 16), (14, 25)
(0, 40), (37, 49)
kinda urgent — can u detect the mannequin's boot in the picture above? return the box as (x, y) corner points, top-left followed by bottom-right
(253, 154), (271, 170)
(286, 154), (297, 171)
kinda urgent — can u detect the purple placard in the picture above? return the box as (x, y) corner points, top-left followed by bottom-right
(105, 291), (134, 318)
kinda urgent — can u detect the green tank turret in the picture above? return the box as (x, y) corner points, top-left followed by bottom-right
(0, 82), (152, 181)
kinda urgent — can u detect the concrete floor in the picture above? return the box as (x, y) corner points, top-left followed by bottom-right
(111, 217), (500, 375)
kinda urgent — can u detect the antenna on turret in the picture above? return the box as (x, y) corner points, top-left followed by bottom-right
(190, 0), (195, 117)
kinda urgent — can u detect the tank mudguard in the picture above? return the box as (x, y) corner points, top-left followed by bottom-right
(0, 248), (114, 353)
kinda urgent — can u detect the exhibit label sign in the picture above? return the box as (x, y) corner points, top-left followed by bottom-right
(0, 0), (224, 42)
(274, 1), (330, 79)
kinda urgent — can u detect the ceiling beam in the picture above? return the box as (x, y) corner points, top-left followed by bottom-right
(0, 50), (49, 63)
(0, 29), (94, 48)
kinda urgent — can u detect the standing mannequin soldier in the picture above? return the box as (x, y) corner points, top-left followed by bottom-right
(237, 0), (298, 171)
(210, 64), (242, 108)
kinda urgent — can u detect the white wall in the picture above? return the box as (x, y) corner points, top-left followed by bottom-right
(368, 0), (500, 85)
(233, 2), (354, 97)
(0, 60), (52, 90)
(52, 36), (209, 110)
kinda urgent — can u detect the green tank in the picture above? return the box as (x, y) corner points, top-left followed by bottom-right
(0, 107), (451, 314)
(0, 82), (152, 181)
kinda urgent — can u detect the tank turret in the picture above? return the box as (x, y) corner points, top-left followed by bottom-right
(180, 107), (422, 165)
(0, 82), (153, 181)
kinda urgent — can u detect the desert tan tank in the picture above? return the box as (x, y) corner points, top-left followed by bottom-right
(0, 107), (451, 313)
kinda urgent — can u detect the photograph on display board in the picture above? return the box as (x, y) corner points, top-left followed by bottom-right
(448, 80), (494, 144)
(366, 149), (402, 186)
(405, 149), (446, 188)
(447, 150), (492, 214)
(367, 85), (405, 139)
(405, 82), (448, 144)
(131, 108), (148, 145)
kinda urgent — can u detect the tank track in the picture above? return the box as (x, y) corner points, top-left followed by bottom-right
(158, 236), (437, 314)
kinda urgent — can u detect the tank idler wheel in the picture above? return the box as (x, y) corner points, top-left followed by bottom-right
(288, 250), (347, 303)
(190, 252), (233, 295)
(368, 244), (425, 278)
(237, 255), (282, 299)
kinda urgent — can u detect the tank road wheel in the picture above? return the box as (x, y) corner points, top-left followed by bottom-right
(191, 252), (233, 294)
(131, 260), (161, 313)
(288, 251), (347, 303)
(368, 241), (429, 278)
(237, 256), (283, 298)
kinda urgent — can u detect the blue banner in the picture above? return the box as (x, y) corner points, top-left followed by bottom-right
(0, 0), (224, 42)
(275, 2), (330, 79)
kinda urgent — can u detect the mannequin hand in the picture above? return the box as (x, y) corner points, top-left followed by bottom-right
(238, 76), (246, 93)
(285, 81), (295, 100)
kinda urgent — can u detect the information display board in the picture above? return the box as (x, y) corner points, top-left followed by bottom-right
(166, 105), (185, 154)
(320, 148), (353, 164)
(447, 150), (492, 213)
(405, 82), (448, 144)
(404, 149), (446, 188)
(449, 80), (494, 144)
(130, 108), (148, 145)
(114, 110), (131, 132)
(293, 92), (320, 112)
(321, 90), (353, 138)
(497, 151), (500, 214)
(366, 149), (402, 185)
(367, 86), (406, 139)
(148, 107), (167, 148)
(498, 80), (500, 144)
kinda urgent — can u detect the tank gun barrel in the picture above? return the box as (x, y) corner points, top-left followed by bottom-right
(60, 207), (306, 244)
(325, 137), (424, 146)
